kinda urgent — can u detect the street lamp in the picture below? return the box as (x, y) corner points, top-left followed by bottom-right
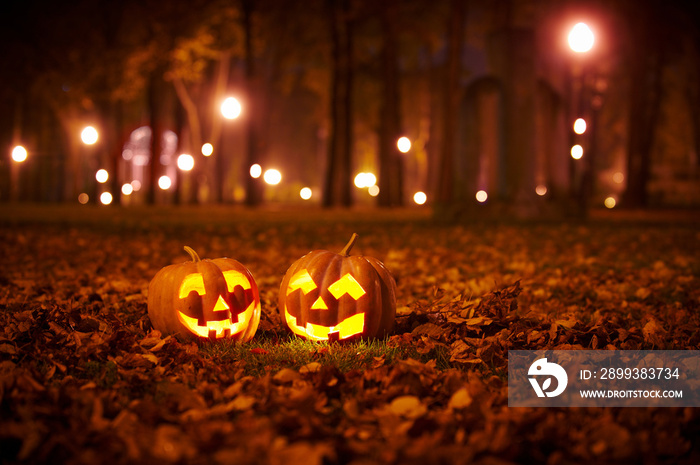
(12, 145), (28, 163)
(566, 21), (597, 216)
(397, 137), (411, 153)
(81, 126), (99, 145)
(221, 97), (242, 120)
(10, 145), (28, 201)
(568, 23), (595, 53)
(201, 143), (213, 157)
(177, 154), (195, 171)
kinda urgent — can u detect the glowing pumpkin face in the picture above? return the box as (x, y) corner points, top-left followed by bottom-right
(148, 246), (261, 342)
(278, 234), (396, 341)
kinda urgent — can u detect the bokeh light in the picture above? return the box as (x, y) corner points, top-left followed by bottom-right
(81, 126), (98, 145)
(604, 196), (616, 209)
(573, 118), (587, 134)
(201, 143), (213, 157)
(131, 180), (142, 191)
(78, 193), (89, 204)
(397, 137), (411, 153)
(11, 145), (27, 162)
(354, 172), (377, 188)
(263, 169), (282, 185)
(571, 144), (583, 160)
(250, 164), (262, 178)
(613, 172), (624, 184)
(413, 191), (427, 205)
(568, 22), (594, 53)
(221, 97), (242, 120)
(476, 190), (488, 203)
(95, 169), (109, 183)
(158, 175), (172, 190)
(300, 187), (312, 200)
(121, 183), (133, 195)
(535, 184), (548, 196)
(100, 192), (113, 205)
(177, 154), (195, 171)
(368, 185), (380, 197)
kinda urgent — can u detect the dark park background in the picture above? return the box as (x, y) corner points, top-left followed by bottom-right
(1, 0), (700, 463)
(1, 0), (699, 212)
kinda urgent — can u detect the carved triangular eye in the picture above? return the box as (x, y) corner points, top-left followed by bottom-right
(328, 273), (366, 300)
(179, 273), (205, 298)
(223, 270), (251, 292)
(286, 269), (317, 295)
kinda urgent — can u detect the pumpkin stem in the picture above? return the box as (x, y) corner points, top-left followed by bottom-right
(183, 246), (201, 262)
(340, 233), (359, 256)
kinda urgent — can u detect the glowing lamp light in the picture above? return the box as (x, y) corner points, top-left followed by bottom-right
(158, 175), (172, 190)
(368, 185), (380, 197)
(475, 190), (488, 203)
(250, 164), (262, 178)
(81, 126), (99, 145)
(100, 192), (113, 205)
(413, 191), (427, 205)
(535, 185), (548, 196)
(568, 22), (595, 53)
(221, 97), (242, 120)
(613, 172), (624, 184)
(604, 196), (616, 209)
(300, 187), (312, 200)
(571, 144), (584, 160)
(78, 193), (89, 204)
(121, 183), (134, 195)
(131, 180), (142, 192)
(397, 137), (411, 153)
(95, 169), (109, 183)
(263, 169), (282, 185)
(201, 143), (213, 157)
(573, 118), (587, 134)
(12, 145), (28, 162)
(354, 172), (377, 189)
(177, 154), (195, 171)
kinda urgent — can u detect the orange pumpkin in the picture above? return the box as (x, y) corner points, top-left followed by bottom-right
(278, 234), (396, 341)
(148, 246), (260, 341)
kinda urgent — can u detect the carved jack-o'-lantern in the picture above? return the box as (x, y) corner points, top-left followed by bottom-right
(278, 234), (396, 341)
(148, 246), (261, 341)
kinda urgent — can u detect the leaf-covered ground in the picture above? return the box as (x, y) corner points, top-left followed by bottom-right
(1, 205), (699, 464)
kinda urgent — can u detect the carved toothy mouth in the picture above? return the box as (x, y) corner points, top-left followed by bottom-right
(284, 310), (365, 341)
(178, 299), (257, 339)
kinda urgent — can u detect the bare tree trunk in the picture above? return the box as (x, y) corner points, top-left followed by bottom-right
(377, 0), (403, 207)
(322, 0), (353, 207)
(435, 0), (465, 210)
(172, 77), (202, 154)
(622, 8), (665, 208)
(147, 68), (166, 205)
(242, 0), (264, 206)
(108, 100), (125, 206)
